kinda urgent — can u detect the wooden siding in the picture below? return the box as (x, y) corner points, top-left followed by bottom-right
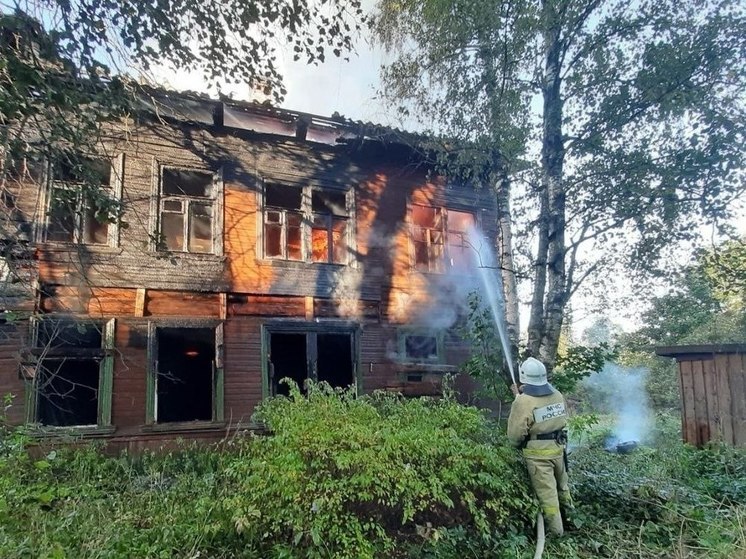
(0, 322), (26, 424)
(1, 111), (501, 445)
(676, 351), (746, 447)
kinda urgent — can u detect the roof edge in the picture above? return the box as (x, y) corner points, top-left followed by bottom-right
(655, 343), (746, 357)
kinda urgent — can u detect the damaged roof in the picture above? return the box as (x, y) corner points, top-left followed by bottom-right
(136, 85), (427, 149)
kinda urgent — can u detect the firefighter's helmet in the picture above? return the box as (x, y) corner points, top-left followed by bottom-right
(519, 357), (548, 386)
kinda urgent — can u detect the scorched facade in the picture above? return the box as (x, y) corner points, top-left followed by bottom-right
(0, 90), (498, 450)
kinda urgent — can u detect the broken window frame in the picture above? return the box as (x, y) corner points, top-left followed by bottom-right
(23, 318), (115, 429)
(397, 328), (445, 364)
(261, 321), (360, 398)
(153, 165), (224, 255)
(409, 204), (476, 273)
(310, 189), (349, 264)
(43, 154), (123, 247)
(261, 181), (353, 265)
(145, 320), (224, 427)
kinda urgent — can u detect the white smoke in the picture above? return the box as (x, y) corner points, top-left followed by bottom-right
(582, 363), (653, 444)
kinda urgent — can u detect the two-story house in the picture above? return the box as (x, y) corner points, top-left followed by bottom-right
(0, 89), (498, 451)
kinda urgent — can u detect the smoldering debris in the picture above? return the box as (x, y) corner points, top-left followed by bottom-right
(583, 363), (653, 448)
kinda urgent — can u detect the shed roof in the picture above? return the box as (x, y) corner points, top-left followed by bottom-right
(655, 344), (746, 357)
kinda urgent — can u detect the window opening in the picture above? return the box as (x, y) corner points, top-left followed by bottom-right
(160, 169), (215, 253)
(316, 333), (353, 388)
(268, 329), (355, 396)
(404, 334), (439, 361)
(47, 158), (113, 244)
(263, 183), (350, 264)
(34, 321), (104, 427)
(311, 190), (348, 264)
(264, 183), (303, 260)
(156, 327), (215, 423)
(269, 332), (307, 396)
(411, 205), (475, 272)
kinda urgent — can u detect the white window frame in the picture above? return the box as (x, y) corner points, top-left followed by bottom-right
(152, 163), (224, 256)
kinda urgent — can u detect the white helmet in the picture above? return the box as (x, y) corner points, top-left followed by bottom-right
(519, 357), (548, 386)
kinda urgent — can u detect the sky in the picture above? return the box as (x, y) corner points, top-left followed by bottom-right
(151, 1), (395, 127)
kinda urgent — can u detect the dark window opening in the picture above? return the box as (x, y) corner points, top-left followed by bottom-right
(34, 320), (104, 427)
(38, 320), (103, 349)
(317, 333), (353, 388)
(159, 169), (214, 253)
(405, 334), (439, 361)
(270, 333), (307, 396)
(269, 330), (355, 396)
(156, 327), (215, 423)
(162, 169), (213, 197)
(266, 183), (302, 210)
(37, 359), (99, 426)
(55, 158), (111, 187)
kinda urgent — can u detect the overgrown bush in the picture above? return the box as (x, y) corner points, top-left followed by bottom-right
(229, 382), (536, 558)
(0, 385), (536, 559)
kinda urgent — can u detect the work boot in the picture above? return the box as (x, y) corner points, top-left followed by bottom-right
(545, 512), (564, 538)
(561, 504), (578, 531)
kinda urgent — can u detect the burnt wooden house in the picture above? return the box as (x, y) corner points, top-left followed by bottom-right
(656, 344), (746, 447)
(0, 90), (497, 450)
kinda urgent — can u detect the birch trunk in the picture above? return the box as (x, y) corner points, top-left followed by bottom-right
(535, 0), (567, 373)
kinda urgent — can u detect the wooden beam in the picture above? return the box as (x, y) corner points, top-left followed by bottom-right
(305, 296), (314, 320)
(135, 288), (146, 317)
(220, 293), (228, 320)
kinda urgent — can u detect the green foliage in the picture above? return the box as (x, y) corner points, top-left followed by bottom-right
(2, 403), (745, 558)
(568, 437), (746, 558)
(699, 238), (746, 308)
(552, 343), (618, 394)
(567, 413), (600, 446)
(458, 291), (514, 401)
(240, 382), (535, 558)
(0, 384), (537, 558)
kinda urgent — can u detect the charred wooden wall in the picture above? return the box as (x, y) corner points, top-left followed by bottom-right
(1, 107), (499, 447)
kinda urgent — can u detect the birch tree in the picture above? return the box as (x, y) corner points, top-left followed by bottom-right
(373, 0), (746, 372)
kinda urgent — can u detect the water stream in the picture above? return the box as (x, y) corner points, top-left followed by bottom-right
(468, 226), (516, 385)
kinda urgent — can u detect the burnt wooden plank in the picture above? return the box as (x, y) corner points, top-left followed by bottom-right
(111, 321), (149, 428)
(715, 354), (735, 445)
(145, 290), (220, 317)
(229, 295), (306, 317)
(223, 317), (263, 420)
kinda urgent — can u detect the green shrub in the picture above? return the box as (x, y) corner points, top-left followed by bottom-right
(230, 382), (536, 558)
(0, 384), (537, 559)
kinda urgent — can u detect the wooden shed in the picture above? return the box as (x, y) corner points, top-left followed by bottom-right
(655, 344), (746, 447)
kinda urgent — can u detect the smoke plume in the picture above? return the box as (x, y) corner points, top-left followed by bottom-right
(582, 363), (653, 444)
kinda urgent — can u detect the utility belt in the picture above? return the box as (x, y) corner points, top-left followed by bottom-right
(521, 429), (570, 472)
(523, 429), (568, 446)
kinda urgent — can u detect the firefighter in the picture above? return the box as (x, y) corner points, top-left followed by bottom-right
(507, 357), (572, 537)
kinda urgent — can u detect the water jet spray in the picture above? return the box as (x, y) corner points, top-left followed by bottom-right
(468, 226), (516, 386)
